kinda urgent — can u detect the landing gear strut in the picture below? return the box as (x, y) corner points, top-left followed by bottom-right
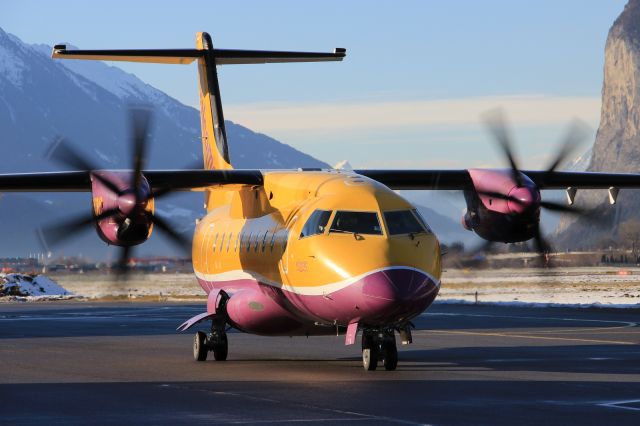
(361, 329), (398, 371)
(193, 317), (228, 362)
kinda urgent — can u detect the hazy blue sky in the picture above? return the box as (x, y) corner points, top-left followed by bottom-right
(2, 0), (628, 168)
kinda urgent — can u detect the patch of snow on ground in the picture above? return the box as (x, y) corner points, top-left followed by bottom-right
(0, 274), (73, 300)
(438, 267), (640, 307)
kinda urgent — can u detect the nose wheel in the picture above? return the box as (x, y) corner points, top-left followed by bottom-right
(361, 329), (398, 371)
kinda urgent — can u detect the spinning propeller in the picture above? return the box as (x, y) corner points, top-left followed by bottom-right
(38, 107), (190, 278)
(475, 110), (592, 265)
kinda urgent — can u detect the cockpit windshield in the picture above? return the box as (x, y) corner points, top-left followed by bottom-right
(329, 211), (383, 235)
(384, 210), (429, 235)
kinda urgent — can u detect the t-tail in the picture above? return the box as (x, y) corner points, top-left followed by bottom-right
(52, 33), (345, 209)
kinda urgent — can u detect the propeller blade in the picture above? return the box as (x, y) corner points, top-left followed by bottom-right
(130, 107), (152, 196)
(38, 208), (119, 248)
(544, 119), (590, 174)
(532, 225), (553, 268)
(45, 137), (121, 194)
(482, 109), (523, 187)
(46, 137), (97, 171)
(146, 212), (191, 251)
(114, 245), (133, 280)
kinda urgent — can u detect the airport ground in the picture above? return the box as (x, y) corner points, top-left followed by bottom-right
(1, 301), (640, 425)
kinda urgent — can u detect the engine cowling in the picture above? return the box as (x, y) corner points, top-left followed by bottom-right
(91, 171), (155, 246)
(464, 168), (541, 243)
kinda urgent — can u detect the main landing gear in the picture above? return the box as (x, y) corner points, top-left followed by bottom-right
(193, 318), (228, 362)
(361, 329), (398, 371)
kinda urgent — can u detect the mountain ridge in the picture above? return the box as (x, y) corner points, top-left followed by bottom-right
(555, 0), (640, 249)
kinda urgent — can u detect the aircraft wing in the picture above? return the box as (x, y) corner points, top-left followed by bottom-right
(0, 170), (264, 192)
(355, 169), (640, 190)
(5, 168), (640, 193)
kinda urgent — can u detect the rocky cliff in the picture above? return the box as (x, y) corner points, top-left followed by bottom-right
(555, 0), (640, 249)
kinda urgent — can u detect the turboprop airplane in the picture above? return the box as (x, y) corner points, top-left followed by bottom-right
(2, 32), (640, 371)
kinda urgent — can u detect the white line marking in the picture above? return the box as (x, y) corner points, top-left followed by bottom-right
(423, 312), (637, 328)
(228, 418), (370, 424)
(420, 329), (636, 345)
(163, 385), (430, 426)
(598, 399), (640, 412)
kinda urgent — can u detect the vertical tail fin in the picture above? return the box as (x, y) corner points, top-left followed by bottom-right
(195, 32), (232, 171)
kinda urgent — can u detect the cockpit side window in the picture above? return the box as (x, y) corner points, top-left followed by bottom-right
(300, 209), (332, 238)
(412, 209), (433, 234)
(384, 210), (430, 235)
(329, 211), (383, 235)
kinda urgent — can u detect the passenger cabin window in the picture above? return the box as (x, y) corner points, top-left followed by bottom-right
(300, 209), (332, 238)
(384, 210), (428, 235)
(330, 211), (382, 235)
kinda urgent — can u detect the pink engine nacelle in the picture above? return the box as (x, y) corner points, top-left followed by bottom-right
(90, 171), (154, 247)
(462, 169), (542, 243)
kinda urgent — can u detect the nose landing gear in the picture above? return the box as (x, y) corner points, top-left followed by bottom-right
(361, 329), (398, 371)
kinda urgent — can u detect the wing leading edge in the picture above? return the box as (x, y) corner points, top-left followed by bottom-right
(355, 169), (640, 190)
(0, 170), (264, 192)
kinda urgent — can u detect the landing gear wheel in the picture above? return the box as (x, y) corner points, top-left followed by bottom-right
(193, 331), (208, 361)
(382, 339), (398, 371)
(361, 333), (379, 371)
(212, 333), (228, 361)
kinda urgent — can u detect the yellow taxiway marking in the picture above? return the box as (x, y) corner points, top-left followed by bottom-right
(423, 330), (637, 346)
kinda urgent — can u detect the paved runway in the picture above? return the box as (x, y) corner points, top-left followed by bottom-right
(1, 301), (640, 425)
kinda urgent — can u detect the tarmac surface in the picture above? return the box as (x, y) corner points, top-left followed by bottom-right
(1, 301), (640, 425)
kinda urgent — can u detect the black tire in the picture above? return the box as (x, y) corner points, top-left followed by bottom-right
(194, 331), (208, 361)
(382, 339), (398, 371)
(362, 333), (379, 371)
(212, 333), (228, 361)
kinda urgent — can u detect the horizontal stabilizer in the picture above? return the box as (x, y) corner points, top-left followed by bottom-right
(52, 45), (346, 65)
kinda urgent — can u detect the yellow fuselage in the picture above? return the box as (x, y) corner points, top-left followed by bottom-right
(192, 170), (442, 332)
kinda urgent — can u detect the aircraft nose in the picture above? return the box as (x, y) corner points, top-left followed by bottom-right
(507, 186), (540, 214)
(360, 268), (439, 322)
